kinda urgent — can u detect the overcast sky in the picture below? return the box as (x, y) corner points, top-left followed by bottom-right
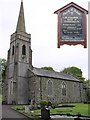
(0, 0), (89, 79)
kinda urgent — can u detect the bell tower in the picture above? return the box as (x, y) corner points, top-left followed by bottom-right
(4, 0), (32, 104)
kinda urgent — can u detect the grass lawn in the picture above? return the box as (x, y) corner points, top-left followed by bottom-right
(50, 103), (89, 116)
(12, 103), (90, 117)
(12, 105), (40, 118)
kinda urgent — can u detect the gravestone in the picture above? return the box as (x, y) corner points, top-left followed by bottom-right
(25, 106), (29, 113)
(41, 108), (50, 120)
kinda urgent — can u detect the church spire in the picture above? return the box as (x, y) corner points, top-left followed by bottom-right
(16, 0), (26, 32)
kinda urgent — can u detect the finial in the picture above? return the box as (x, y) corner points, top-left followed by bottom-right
(21, 0), (23, 2)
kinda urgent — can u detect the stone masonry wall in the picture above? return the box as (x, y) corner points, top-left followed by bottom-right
(32, 76), (82, 104)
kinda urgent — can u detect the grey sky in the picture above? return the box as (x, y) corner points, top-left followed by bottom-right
(0, 0), (89, 79)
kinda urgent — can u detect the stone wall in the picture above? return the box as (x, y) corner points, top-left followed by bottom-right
(16, 77), (29, 104)
(31, 76), (83, 104)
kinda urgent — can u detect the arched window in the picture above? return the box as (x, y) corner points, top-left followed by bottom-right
(12, 45), (14, 55)
(73, 83), (77, 97)
(10, 80), (13, 95)
(22, 45), (26, 55)
(61, 82), (66, 96)
(48, 80), (53, 96)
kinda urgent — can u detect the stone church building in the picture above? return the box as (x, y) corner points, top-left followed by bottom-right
(3, 1), (86, 104)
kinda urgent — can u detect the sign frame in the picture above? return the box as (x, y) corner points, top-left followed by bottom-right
(54, 2), (88, 48)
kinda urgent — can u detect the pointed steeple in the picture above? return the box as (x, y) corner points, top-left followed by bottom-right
(16, 0), (26, 32)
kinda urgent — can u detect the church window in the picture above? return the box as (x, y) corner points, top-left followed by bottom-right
(48, 80), (53, 96)
(12, 45), (14, 55)
(10, 80), (13, 95)
(61, 82), (66, 96)
(22, 45), (26, 55)
(73, 83), (77, 97)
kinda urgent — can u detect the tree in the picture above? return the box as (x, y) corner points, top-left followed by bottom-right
(0, 58), (7, 94)
(0, 58), (7, 79)
(84, 80), (90, 101)
(60, 66), (90, 99)
(41, 66), (54, 71)
(60, 66), (85, 81)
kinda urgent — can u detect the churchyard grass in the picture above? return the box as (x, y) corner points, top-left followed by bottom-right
(12, 103), (90, 117)
(50, 103), (89, 116)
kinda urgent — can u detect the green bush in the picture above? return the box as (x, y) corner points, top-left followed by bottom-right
(40, 100), (48, 108)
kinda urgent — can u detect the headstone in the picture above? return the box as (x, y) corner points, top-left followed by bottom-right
(28, 105), (32, 110)
(25, 106), (29, 113)
(41, 108), (50, 120)
(30, 99), (36, 109)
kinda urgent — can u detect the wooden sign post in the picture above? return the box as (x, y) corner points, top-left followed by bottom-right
(54, 2), (88, 48)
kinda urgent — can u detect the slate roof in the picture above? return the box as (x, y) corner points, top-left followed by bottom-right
(32, 67), (80, 82)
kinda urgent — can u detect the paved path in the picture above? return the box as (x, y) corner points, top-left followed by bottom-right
(1, 105), (74, 120)
(2, 105), (32, 120)
(1, 105), (90, 120)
